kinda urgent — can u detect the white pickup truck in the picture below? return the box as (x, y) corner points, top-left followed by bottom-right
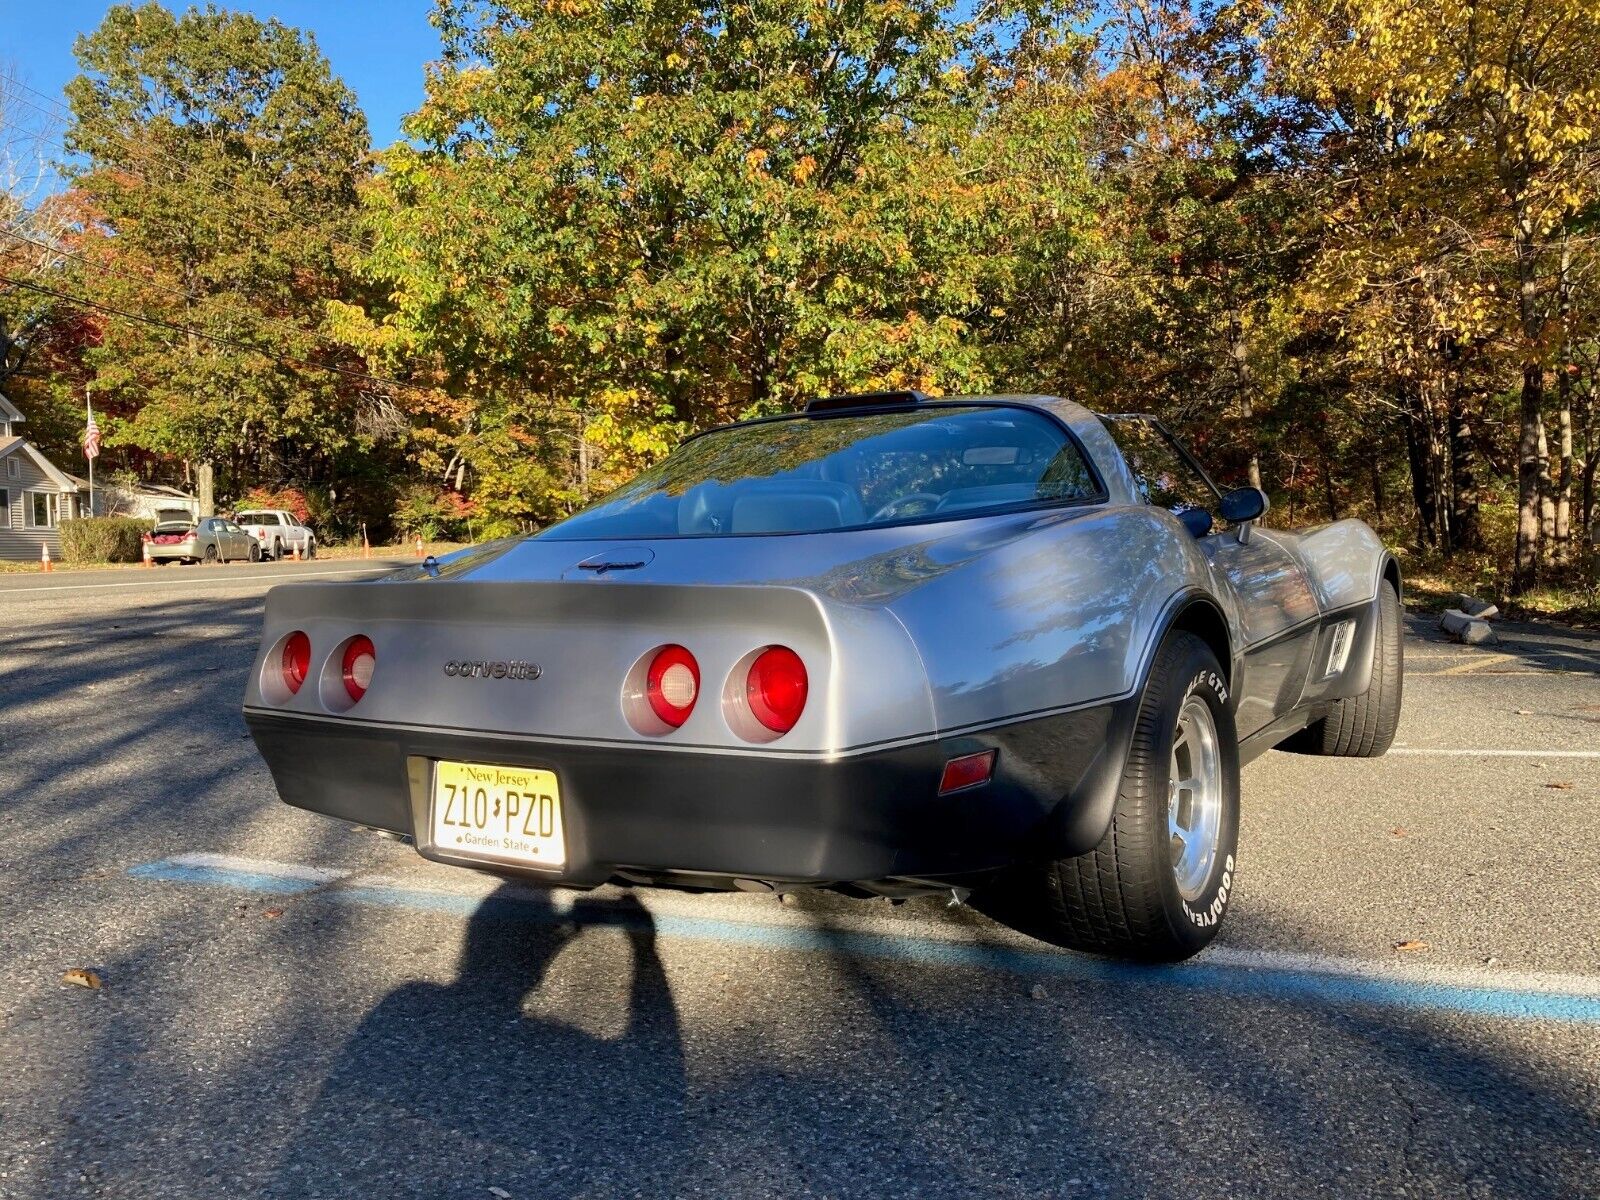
(235, 509), (316, 560)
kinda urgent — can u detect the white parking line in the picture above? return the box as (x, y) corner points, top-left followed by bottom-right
(0, 566), (392, 596)
(126, 852), (1600, 1023)
(1389, 748), (1600, 758)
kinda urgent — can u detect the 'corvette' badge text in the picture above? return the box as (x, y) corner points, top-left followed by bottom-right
(444, 660), (542, 680)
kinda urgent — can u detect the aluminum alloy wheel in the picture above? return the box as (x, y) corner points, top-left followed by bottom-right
(1168, 696), (1223, 902)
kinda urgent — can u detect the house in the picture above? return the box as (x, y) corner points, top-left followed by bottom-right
(0, 392), (87, 563)
(66, 474), (199, 524)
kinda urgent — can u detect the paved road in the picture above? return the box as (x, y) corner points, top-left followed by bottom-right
(0, 569), (1596, 1199)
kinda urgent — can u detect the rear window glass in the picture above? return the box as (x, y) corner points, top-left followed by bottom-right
(239, 512), (280, 525)
(540, 405), (1099, 540)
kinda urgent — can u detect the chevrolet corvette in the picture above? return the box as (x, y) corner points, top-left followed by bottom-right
(243, 391), (1402, 961)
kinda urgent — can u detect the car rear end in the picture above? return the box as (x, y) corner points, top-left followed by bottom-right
(235, 511), (280, 556)
(144, 521), (200, 562)
(241, 573), (1076, 892)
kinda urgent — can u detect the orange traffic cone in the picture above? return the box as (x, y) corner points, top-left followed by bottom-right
(143, 542), (153, 568)
(40, 544), (52, 572)
(293, 541), (302, 562)
(414, 536), (424, 558)
(362, 530), (371, 559)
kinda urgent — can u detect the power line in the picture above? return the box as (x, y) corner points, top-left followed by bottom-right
(0, 268), (435, 395)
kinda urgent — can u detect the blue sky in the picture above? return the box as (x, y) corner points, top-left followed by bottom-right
(3, 1), (440, 149)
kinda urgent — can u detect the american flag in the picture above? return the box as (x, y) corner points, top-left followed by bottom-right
(83, 406), (101, 460)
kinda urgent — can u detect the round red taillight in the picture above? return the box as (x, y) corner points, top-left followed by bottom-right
(281, 631), (311, 695)
(746, 646), (807, 734)
(341, 635), (376, 703)
(646, 645), (699, 728)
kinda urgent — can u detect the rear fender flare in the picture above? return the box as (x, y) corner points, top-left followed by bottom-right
(1039, 588), (1235, 859)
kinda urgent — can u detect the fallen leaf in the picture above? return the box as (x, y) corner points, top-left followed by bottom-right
(262, 907), (285, 919)
(1390, 826), (1407, 837)
(1514, 709), (1532, 715)
(1545, 781), (1574, 790)
(1029, 983), (1049, 1000)
(488, 1189), (512, 1199)
(1392, 940), (1429, 953)
(61, 968), (102, 990)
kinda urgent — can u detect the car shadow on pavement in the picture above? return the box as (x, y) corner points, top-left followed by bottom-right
(263, 886), (687, 1200)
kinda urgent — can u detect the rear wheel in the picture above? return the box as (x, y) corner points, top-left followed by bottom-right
(203, 545), (218, 564)
(305, 538), (316, 559)
(1028, 631), (1240, 962)
(1291, 579), (1403, 758)
(272, 538), (284, 560)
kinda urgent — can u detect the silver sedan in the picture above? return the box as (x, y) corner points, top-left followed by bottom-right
(144, 517), (261, 564)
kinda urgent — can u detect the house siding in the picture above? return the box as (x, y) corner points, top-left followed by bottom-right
(0, 450), (80, 562)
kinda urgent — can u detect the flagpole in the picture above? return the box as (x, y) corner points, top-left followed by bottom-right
(86, 386), (94, 517)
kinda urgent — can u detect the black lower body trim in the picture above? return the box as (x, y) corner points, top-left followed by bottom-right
(244, 701), (1136, 890)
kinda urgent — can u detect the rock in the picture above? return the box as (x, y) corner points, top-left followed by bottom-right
(1440, 609), (1497, 645)
(1455, 594), (1500, 619)
(1029, 983), (1049, 1000)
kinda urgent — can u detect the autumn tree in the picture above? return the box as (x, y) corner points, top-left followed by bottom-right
(342, 0), (1096, 531)
(62, 3), (375, 515)
(1275, 0), (1600, 590)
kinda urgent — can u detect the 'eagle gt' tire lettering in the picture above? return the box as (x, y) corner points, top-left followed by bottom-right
(1037, 630), (1241, 962)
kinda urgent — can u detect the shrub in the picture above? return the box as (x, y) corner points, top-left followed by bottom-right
(59, 517), (150, 564)
(392, 487), (476, 542)
(237, 486), (312, 525)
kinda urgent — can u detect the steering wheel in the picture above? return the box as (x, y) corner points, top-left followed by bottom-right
(871, 493), (943, 523)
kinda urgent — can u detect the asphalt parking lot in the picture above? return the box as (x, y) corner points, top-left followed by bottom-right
(0, 562), (1596, 1199)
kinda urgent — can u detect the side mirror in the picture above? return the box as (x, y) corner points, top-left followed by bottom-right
(1220, 487), (1268, 523)
(1220, 487), (1268, 543)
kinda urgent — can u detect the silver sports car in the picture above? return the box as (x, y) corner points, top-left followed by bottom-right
(244, 392), (1402, 961)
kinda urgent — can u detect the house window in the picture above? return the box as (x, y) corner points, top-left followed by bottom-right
(5, 457), (18, 480)
(0, 487), (8, 528)
(28, 491), (65, 528)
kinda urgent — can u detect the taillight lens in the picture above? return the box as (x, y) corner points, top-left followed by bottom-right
(342, 635), (376, 703)
(281, 631), (311, 695)
(746, 646), (808, 734)
(646, 645), (699, 728)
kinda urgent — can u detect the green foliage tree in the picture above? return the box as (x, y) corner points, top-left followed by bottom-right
(62, 2), (376, 514)
(343, 0), (1096, 532)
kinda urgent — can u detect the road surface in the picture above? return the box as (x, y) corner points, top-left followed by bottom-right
(0, 563), (1596, 1198)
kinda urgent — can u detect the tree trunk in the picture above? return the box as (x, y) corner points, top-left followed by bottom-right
(1555, 392), (1573, 566)
(1511, 206), (1546, 594)
(1403, 390), (1440, 549)
(1447, 393), (1482, 552)
(1554, 235), (1574, 567)
(1513, 363), (1544, 592)
(197, 461), (215, 518)
(1370, 452), (1386, 528)
(1537, 416), (1557, 549)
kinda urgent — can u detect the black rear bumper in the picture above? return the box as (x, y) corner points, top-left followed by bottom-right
(244, 701), (1135, 890)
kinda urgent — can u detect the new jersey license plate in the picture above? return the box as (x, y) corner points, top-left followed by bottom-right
(431, 761), (565, 869)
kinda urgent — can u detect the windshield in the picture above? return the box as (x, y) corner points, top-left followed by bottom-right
(541, 404), (1099, 540)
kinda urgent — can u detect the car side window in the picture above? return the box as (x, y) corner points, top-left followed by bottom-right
(1101, 417), (1220, 519)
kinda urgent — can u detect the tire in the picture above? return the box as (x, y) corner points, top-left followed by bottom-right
(1032, 631), (1241, 962)
(203, 545), (218, 564)
(249, 543), (261, 563)
(273, 538), (284, 561)
(305, 538), (316, 559)
(1292, 579), (1403, 758)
